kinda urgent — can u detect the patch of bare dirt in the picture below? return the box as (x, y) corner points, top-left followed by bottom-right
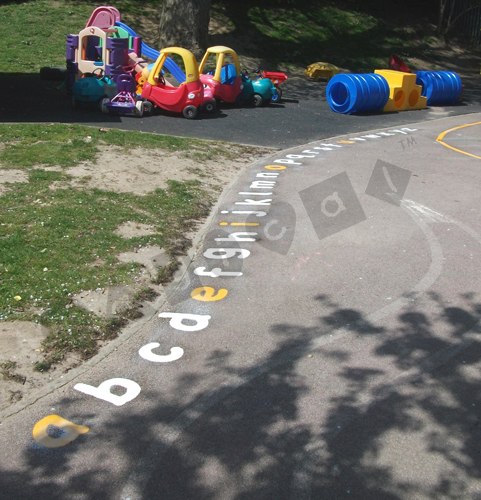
(0, 170), (29, 195)
(72, 285), (139, 318)
(48, 145), (264, 196)
(114, 221), (157, 238)
(117, 246), (169, 280)
(0, 322), (51, 411)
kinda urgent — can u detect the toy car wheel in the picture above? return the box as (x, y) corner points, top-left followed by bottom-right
(253, 94), (264, 107)
(143, 101), (153, 115)
(204, 100), (216, 113)
(271, 87), (282, 103)
(183, 105), (198, 119)
(135, 100), (144, 117)
(100, 97), (110, 114)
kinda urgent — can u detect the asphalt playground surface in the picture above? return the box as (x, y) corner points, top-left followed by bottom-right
(1, 74), (481, 499)
(1, 71), (481, 148)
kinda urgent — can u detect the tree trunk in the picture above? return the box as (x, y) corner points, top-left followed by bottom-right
(159, 0), (211, 58)
(438, 0), (481, 36)
(438, 0), (448, 32)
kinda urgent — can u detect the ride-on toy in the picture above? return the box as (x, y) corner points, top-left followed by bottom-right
(253, 68), (288, 103)
(71, 69), (116, 108)
(100, 74), (151, 117)
(141, 47), (215, 119)
(241, 70), (278, 106)
(199, 46), (276, 106)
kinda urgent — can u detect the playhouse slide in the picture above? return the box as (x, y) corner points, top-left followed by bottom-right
(115, 21), (186, 83)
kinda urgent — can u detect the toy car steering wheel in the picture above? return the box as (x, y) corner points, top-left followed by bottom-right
(155, 73), (166, 85)
(92, 67), (104, 78)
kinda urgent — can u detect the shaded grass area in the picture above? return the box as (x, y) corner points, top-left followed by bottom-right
(247, 5), (411, 69)
(0, 124), (220, 370)
(210, 0), (479, 73)
(1, 0), (474, 76)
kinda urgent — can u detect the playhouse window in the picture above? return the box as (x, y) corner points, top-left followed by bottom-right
(82, 35), (103, 63)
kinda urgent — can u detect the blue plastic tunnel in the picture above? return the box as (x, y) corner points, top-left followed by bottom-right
(326, 73), (390, 114)
(115, 21), (186, 83)
(415, 70), (462, 106)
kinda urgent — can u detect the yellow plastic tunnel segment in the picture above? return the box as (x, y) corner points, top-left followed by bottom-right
(374, 69), (427, 112)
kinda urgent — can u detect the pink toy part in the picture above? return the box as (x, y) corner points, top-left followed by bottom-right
(128, 52), (150, 74)
(203, 85), (214, 101)
(389, 54), (411, 73)
(86, 6), (121, 29)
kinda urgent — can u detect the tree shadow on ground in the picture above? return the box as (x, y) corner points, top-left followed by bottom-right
(1, 291), (481, 498)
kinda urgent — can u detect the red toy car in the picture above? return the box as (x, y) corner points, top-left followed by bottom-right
(142, 47), (215, 119)
(199, 46), (244, 105)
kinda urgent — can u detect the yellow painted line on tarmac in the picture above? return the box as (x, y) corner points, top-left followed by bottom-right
(219, 222), (260, 227)
(436, 121), (481, 160)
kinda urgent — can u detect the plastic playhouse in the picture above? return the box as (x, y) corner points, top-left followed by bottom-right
(66, 7), (144, 113)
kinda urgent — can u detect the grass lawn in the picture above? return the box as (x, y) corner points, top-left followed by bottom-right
(0, 124), (258, 371)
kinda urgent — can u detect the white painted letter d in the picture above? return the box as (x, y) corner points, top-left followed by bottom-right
(159, 312), (211, 332)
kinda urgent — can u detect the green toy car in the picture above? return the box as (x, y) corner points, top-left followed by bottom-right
(241, 70), (278, 106)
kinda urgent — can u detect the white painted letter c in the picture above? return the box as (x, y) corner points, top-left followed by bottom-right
(139, 343), (184, 363)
